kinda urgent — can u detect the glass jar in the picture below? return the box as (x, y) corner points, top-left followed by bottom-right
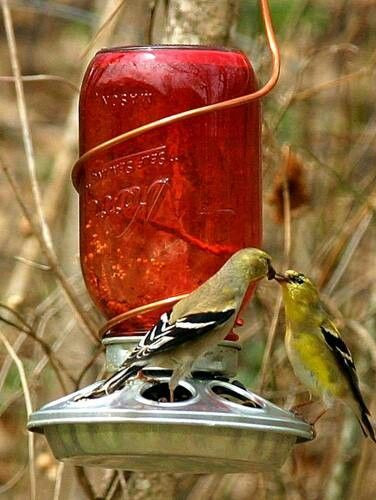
(76, 46), (261, 336)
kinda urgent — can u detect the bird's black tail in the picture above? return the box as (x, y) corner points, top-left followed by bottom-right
(74, 363), (144, 401)
(358, 409), (376, 443)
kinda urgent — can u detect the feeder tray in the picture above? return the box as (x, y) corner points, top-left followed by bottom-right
(28, 341), (314, 473)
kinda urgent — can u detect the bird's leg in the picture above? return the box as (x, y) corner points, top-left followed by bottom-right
(169, 387), (175, 403)
(168, 363), (190, 403)
(168, 375), (179, 403)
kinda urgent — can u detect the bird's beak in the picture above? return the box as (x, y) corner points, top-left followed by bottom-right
(267, 262), (276, 280)
(274, 272), (289, 283)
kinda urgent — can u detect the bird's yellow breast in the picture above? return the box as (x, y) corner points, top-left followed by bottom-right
(286, 329), (347, 399)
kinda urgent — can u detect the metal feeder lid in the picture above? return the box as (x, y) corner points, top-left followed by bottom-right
(28, 376), (314, 474)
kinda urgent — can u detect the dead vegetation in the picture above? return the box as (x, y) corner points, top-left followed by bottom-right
(0, 0), (375, 499)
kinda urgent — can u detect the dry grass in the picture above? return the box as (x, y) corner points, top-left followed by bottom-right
(0, 0), (375, 499)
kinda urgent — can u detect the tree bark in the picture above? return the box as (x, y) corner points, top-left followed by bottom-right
(162, 0), (238, 45)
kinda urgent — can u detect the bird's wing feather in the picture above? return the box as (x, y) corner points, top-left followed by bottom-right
(125, 308), (236, 364)
(320, 319), (369, 414)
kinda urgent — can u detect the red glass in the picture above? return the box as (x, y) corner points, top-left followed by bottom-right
(77, 46), (261, 337)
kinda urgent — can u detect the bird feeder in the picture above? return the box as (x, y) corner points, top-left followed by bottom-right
(28, 2), (314, 474)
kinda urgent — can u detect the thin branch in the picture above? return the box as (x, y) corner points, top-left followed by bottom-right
(53, 462), (64, 500)
(104, 472), (120, 500)
(14, 256), (51, 271)
(74, 466), (96, 500)
(0, 312), (75, 391)
(0, 74), (79, 92)
(1, 0), (54, 252)
(0, 463), (27, 495)
(80, 0), (127, 60)
(76, 346), (104, 389)
(0, 332), (26, 392)
(323, 211), (373, 295)
(0, 0), (99, 343)
(258, 148), (292, 391)
(0, 158), (99, 343)
(0, 329), (36, 500)
(292, 62), (375, 102)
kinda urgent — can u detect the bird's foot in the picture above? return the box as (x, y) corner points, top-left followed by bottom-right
(135, 371), (159, 385)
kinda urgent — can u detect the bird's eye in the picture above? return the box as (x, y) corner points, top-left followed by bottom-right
(289, 274), (305, 285)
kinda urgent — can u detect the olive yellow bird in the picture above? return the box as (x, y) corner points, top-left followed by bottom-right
(276, 270), (375, 441)
(77, 248), (274, 402)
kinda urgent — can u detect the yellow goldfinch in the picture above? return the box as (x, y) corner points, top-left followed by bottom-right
(275, 270), (375, 441)
(77, 248), (274, 402)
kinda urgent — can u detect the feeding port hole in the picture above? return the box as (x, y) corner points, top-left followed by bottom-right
(141, 382), (194, 403)
(211, 384), (262, 408)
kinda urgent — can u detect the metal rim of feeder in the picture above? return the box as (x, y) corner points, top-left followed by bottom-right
(27, 376), (314, 473)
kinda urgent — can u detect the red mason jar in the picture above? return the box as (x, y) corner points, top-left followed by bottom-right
(76, 46), (261, 337)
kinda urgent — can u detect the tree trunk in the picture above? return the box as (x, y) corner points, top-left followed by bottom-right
(162, 0), (238, 45)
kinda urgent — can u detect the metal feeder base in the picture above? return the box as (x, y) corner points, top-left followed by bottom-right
(28, 374), (314, 473)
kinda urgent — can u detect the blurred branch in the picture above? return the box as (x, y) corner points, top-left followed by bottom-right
(0, 463), (27, 495)
(0, 329), (36, 500)
(323, 211), (373, 295)
(292, 54), (376, 102)
(74, 466), (96, 500)
(80, 0), (126, 60)
(0, 74), (79, 92)
(53, 462), (64, 500)
(1, 0), (99, 342)
(258, 146), (292, 392)
(0, 157), (99, 343)
(1, 0), (54, 252)
(76, 346), (104, 390)
(0, 304), (75, 391)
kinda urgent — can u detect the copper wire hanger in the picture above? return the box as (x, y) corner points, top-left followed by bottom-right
(73, 0), (281, 338)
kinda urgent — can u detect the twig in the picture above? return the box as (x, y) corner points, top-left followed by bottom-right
(0, 329), (36, 500)
(53, 462), (64, 500)
(102, 471), (119, 500)
(74, 466), (96, 500)
(258, 147), (292, 391)
(0, 0), (99, 342)
(117, 470), (130, 499)
(1, 0), (54, 252)
(104, 473), (120, 500)
(0, 463), (27, 495)
(76, 346), (104, 389)
(0, 74), (79, 92)
(0, 158), (99, 343)
(80, 0), (127, 60)
(0, 332), (26, 392)
(346, 319), (376, 372)
(323, 211), (373, 295)
(292, 63), (375, 102)
(0, 312), (75, 391)
(14, 256), (51, 271)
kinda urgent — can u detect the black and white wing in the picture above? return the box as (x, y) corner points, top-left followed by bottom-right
(320, 319), (375, 441)
(126, 308), (236, 363)
(75, 308), (235, 401)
